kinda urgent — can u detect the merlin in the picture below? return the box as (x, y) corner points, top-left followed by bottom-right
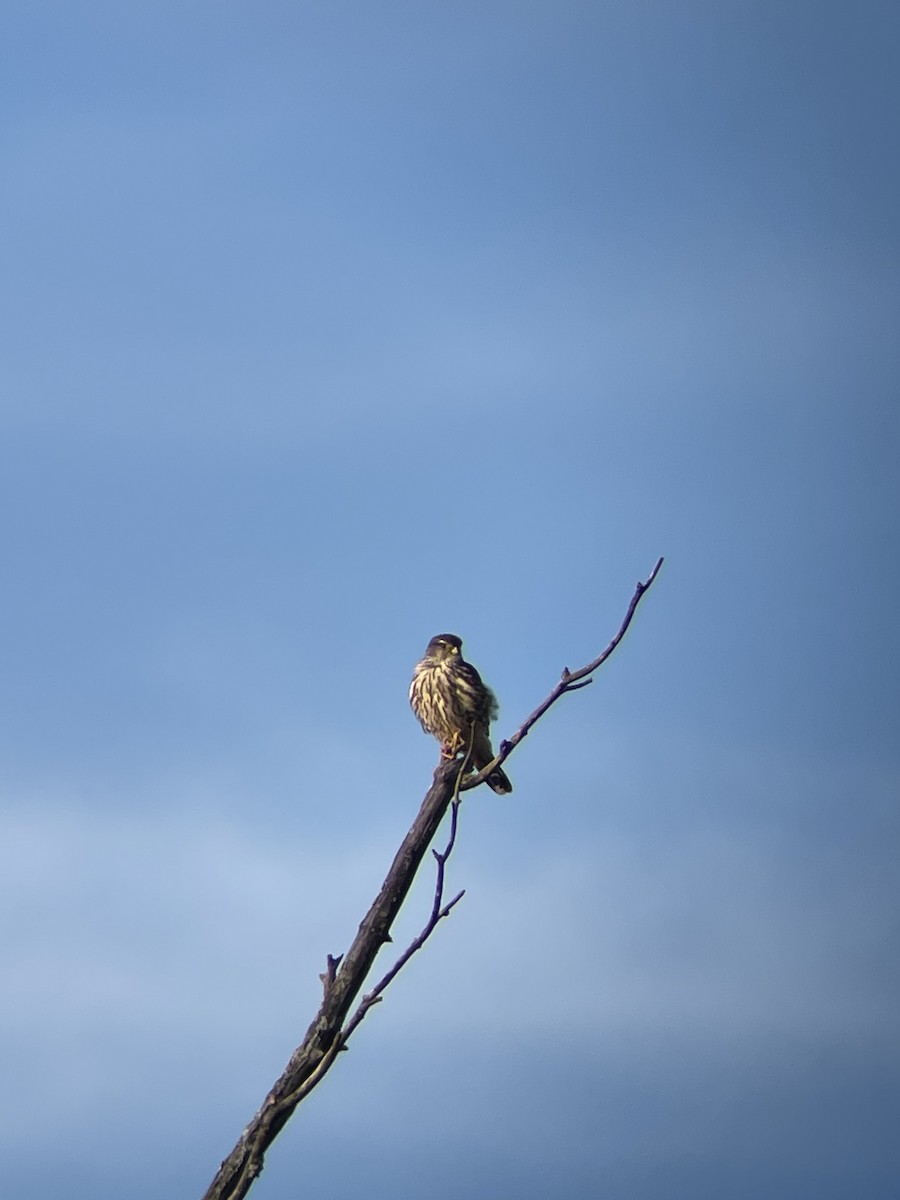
(409, 634), (512, 794)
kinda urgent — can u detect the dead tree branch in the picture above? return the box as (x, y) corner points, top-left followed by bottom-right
(341, 797), (466, 1046)
(461, 555), (664, 790)
(201, 557), (663, 1200)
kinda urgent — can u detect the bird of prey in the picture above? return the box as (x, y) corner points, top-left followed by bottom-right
(409, 634), (512, 794)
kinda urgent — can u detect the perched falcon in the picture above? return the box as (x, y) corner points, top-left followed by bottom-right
(409, 634), (512, 794)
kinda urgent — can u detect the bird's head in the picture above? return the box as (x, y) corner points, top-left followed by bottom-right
(424, 633), (463, 662)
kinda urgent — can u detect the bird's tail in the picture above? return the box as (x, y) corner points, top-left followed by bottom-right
(473, 731), (513, 795)
(485, 764), (513, 794)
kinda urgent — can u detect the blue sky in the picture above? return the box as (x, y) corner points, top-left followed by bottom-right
(2, 3), (898, 1197)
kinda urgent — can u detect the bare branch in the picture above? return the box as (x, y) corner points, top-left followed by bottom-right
(337, 731), (474, 1045)
(201, 557), (663, 1200)
(461, 556), (664, 790)
(340, 799), (466, 1047)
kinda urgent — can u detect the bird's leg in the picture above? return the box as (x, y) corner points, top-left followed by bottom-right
(440, 730), (465, 759)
